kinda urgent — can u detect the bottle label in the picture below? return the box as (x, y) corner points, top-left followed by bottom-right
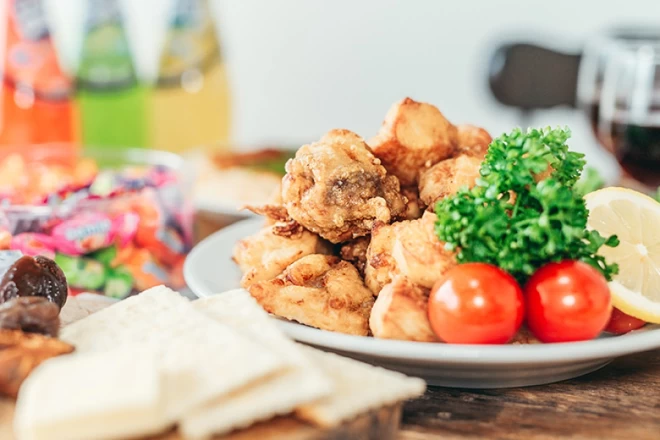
(77, 0), (138, 91)
(4, 0), (73, 101)
(156, 0), (222, 88)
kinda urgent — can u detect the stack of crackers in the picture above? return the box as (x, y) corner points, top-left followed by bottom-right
(12, 287), (426, 440)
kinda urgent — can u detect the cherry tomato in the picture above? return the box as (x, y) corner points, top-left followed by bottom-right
(605, 308), (646, 335)
(428, 263), (524, 344)
(525, 261), (612, 343)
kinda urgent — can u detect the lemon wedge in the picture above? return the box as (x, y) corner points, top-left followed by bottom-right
(584, 187), (660, 323)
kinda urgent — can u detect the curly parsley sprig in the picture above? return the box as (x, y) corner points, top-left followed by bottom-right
(434, 127), (619, 284)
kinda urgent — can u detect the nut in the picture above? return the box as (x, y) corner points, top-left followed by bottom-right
(0, 329), (74, 398)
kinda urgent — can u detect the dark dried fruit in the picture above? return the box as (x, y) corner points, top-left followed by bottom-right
(0, 297), (61, 337)
(0, 329), (74, 398)
(0, 255), (68, 309)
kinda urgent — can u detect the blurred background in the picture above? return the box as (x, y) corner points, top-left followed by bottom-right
(23, 0), (658, 178)
(0, 1), (655, 168)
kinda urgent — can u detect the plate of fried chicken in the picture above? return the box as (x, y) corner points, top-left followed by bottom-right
(184, 97), (660, 388)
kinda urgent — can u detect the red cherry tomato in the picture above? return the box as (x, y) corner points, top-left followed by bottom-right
(605, 308), (646, 335)
(428, 263), (524, 344)
(525, 261), (612, 343)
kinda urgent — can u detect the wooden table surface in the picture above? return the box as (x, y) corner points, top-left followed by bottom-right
(398, 350), (660, 440)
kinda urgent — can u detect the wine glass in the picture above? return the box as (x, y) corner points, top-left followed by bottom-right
(577, 27), (660, 152)
(598, 43), (660, 188)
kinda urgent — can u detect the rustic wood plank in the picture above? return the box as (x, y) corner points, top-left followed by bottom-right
(398, 350), (660, 439)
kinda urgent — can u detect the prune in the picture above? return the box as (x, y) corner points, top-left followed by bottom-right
(0, 255), (68, 309)
(0, 297), (61, 337)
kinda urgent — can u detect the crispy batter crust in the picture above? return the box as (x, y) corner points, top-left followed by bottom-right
(369, 276), (437, 342)
(249, 255), (374, 336)
(369, 98), (457, 186)
(282, 129), (406, 243)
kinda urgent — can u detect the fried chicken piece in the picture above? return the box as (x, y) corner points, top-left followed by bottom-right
(364, 212), (456, 294)
(364, 221), (397, 295)
(339, 237), (370, 276)
(282, 129), (406, 243)
(391, 212), (456, 289)
(401, 186), (423, 220)
(232, 224), (332, 288)
(369, 98), (457, 186)
(418, 154), (483, 208)
(369, 276), (437, 342)
(510, 326), (542, 344)
(243, 204), (303, 236)
(455, 124), (492, 157)
(249, 255), (374, 336)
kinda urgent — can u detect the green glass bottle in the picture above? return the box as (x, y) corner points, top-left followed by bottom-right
(77, 0), (147, 150)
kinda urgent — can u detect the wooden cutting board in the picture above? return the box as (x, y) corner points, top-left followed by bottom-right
(0, 399), (402, 440)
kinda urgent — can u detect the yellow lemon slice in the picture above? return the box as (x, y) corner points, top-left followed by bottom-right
(584, 187), (660, 323)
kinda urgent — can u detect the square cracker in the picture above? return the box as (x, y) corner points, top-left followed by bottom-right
(60, 286), (286, 421)
(179, 289), (333, 439)
(296, 346), (426, 427)
(14, 346), (168, 440)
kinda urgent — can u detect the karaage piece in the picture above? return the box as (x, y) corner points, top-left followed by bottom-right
(339, 237), (370, 276)
(401, 186), (423, 220)
(282, 129), (406, 244)
(390, 212), (456, 289)
(364, 212), (456, 294)
(369, 276), (437, 342)
(232, 225), (332, 288)
(249, 255), (375, 336)
(368, 98), (457, 186)
(455, 124), (492, 157)
(242, 203), (304, 235)
(418, 154), (483, 207)
(510, 326), (542, 344)
(363, 221), (397, 295)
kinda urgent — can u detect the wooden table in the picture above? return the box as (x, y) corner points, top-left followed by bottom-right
(398, 350), (660, 440)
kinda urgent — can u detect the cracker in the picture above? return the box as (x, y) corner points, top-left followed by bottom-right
(179, 290), (333, 439)
(295, 346), (426, 427)
(60, 286), (286, 421)
(14, 346), (169, 440)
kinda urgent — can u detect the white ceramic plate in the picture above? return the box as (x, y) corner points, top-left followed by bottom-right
(184, 217), (660, 389)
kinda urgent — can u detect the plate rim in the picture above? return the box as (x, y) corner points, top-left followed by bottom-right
(185, 217), (660, 366)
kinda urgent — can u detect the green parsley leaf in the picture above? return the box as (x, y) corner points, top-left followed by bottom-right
(434, 127), (619, 284)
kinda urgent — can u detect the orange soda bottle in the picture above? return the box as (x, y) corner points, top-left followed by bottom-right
(0, 0), (78, 149)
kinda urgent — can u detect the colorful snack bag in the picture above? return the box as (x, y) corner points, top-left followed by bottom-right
(123, 248), (170, 291)
(54, 253), (107, 291)
(88, 245), (117, 267)
(140, 226), (186, 266)
(103, 269), (134, 299)
(11, 233), (56, 259)
(0, 229), (12, 250)
(110, 212), (139, 247)
(51, 212), (114, 255)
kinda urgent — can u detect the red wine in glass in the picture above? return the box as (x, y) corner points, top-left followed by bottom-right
(607, 109), (660, 187)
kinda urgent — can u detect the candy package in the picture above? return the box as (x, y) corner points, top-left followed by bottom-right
(0, 153), (191, 298)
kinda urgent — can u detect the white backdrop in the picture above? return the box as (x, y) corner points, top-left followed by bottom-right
(7, 0), (660, 181)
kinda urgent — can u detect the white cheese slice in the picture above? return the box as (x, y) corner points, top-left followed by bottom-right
(179, 290), (333, 439)
(14, 346), (168, 440)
